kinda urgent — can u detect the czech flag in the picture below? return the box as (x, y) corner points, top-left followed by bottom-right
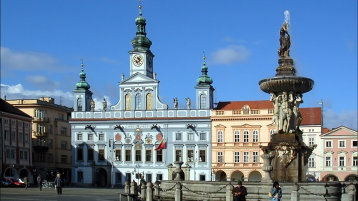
(155, 139), (166, 151)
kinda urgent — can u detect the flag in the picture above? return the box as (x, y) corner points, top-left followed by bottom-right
(155, 139), (166, 151)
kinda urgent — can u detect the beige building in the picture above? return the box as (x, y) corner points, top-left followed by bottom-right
(7, 97), (72, 183)
(211, 100), (274, 182)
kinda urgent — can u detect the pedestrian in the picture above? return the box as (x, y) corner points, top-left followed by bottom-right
(24, 177), (28, 190)
(233, 180), (248, 201)
(37, 175), (42, 191)
(269, 181), (282, 201)
(54, 173), (63, 195)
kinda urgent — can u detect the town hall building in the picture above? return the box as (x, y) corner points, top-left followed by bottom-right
(70, 7), (214, 187)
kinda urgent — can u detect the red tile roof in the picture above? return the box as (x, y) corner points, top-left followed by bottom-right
(300, 107), (322, 125)
(322, 127), (330, 133)
(215, 100), (273, 110)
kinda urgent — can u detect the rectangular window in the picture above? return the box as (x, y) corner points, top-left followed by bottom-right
(126, 173), (131, 183)
(18, 132), (23, 144)
(199, 150), (206, 162)
(145, 150), (152, 162)
(156, 174), (163, 181)
(217, 152), (223, 163)
(234, 152), (240, 163)
(243, 131), (249, 142)
(11, 150), (15, 159)
(88, 148), (94, 161)
(125, 150), (131, 162)
(250, 110), (259, 114)
(77, 171), (83, 183)
(156, 150), (163, 162)
(24, 132), (29, 143)
(20, 151), (24, 160)
(146, 174), (152, 182)
(234, 130), (240, 142)
(77, 133), (83, 141)
(88, 133), (93, 141)
(98, 149), (105, 161)
(175, 150), (182, 161)
(339, 141), (346, 148)
(176, 133), (182, 141)
(232, 110), (240, 115)
(216, 111), (224, 115)
(24, 151), (28, 160)
(4, 130), (8, 140)
(115, 149), (121, 161)
(61, 141), (67, 150)
(61, 155), (67, 163)
(187, 133), (194, 141)
(325, 141), (332, 148)
(325, 156), (331, 167)
(253, 131), (258, 142)
(353, 156), (358, 166)
(187, 150), (194, 162)
(244, 152), (249, 163)
(339, 156), (345, 167)
(309, 137), (315, 146)
(253, 152), (258, 163)
(99, 134), (105, 141)
(308, 157), (315, 168)
(199, 133), (206, 141)
(217, 130), (223, 143)
(60, 127), (67, 136)
(136, 150), (142, 162)
(199, 175), (206, 181)
(352, 141), (358, 147)
(268, 109), (274, 114)
(77, 147), (83, 161)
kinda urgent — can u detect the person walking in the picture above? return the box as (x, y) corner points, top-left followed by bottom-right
(37, 175), (42, 191)
(23, 177), (28, 190)
(269, 181), (282, 201)
(233, 180), (248, 201)
(54, 173), (63, 195)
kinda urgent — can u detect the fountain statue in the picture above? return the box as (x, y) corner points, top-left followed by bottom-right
(259, 11), (315, 182)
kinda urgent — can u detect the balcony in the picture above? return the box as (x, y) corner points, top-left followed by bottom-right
(33, 130), (48, 137)
(32, 139), (49, 152)
(33, 117), (49, 123)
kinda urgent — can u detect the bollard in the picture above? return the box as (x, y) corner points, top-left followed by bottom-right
(125, 180), (130, 194)
(175, 182), (182, 201)
(154, 181), (160, 198)
(141, 182), (147, 200)
(226, 184), (233, 201)
(146, 182), (153, 201)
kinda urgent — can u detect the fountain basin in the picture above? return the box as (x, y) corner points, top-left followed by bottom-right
(259, 76), (314, 94)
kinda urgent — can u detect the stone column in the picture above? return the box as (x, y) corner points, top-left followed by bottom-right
(141, 182), (147, 200)
(175, 182), (182, 201)
(226, 184), (233, 201)
(261, 152), (274, 183)
(146, 182), (153, 201)
(124, 180), (130, 194)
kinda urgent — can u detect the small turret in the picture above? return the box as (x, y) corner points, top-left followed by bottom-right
(195, 54), (214, 109)
(73, 61), (93, 112)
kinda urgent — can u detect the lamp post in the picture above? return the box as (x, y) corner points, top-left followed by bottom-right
(132, 164), (141, 184)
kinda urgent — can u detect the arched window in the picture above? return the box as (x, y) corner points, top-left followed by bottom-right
(135, 94), (142, 110)
(146, 93), (152, 110)
(253, 130), (259, 142)
(77, 98), (82, 111)
(125, 94), (131, 110)
(200, 94), (206, 109)
(217, 130), (223, 143)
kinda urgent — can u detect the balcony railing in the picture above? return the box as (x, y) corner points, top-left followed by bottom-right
(32, 139), (49, 151)
(33, 131), (48, 137)
(33, 117), (49, 123)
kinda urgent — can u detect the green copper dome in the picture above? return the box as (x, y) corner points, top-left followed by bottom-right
(131, 8), (152, 51)
(196, 62), (213, 86)
(75, 65), (90, 90)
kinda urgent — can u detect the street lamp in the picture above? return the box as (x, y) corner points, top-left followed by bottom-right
(132, 164), (141, 184)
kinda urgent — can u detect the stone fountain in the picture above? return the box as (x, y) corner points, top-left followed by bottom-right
(259, 11), (315, 183)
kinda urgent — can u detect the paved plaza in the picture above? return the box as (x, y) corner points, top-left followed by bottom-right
(0, 187), (124, 201)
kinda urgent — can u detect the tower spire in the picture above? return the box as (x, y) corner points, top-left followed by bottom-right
(75, 59), (90, 90)
(131, 0), (152, 51)
(197, 53), (213, 86)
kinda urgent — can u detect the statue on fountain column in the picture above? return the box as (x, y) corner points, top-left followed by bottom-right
(278, 23), (291, 57)
(270, 93), (280, 131)
(293, 93), (303, 130)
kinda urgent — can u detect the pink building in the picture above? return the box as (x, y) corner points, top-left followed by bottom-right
(320, 126), (358, 181)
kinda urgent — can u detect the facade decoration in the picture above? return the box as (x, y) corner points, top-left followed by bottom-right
(70, 4), (214, 187)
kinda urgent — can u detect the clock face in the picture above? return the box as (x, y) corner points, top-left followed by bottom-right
(133, 54), (143, 67)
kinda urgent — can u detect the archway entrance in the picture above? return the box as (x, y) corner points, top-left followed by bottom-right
(323, 174), (339, 182)
(215, 170), (227, 181)
(231, 171), (244, 182)
(4, 167), (17, 178)
(344, 174), (358, 182)
(248, 171), (262, 182)
(95, 168), (107, 187)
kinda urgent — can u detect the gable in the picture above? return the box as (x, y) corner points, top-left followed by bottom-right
(121, 72), (157, 84)
(322, 126), (358, 137)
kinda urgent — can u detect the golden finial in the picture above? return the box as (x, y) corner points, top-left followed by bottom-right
(203, 51), (206, 65)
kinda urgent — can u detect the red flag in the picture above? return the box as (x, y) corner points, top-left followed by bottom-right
(155, 139), (166, 151)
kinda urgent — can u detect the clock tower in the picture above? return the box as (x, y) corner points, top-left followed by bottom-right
(129, 5), (154, 78)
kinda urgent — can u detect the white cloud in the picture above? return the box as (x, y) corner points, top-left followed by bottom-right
(1, 47), (57, 70)
(26, 75), (59, 89)
(324, 109), (358, 130)
(1, 83), (73, 107)
(212, 45), (250, 65)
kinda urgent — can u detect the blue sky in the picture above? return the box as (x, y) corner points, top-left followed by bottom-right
(1, 0), (357, 130)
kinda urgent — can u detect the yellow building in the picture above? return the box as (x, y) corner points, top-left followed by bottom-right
(211, 100), (274, 182)
(7, 97), (72, 183)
